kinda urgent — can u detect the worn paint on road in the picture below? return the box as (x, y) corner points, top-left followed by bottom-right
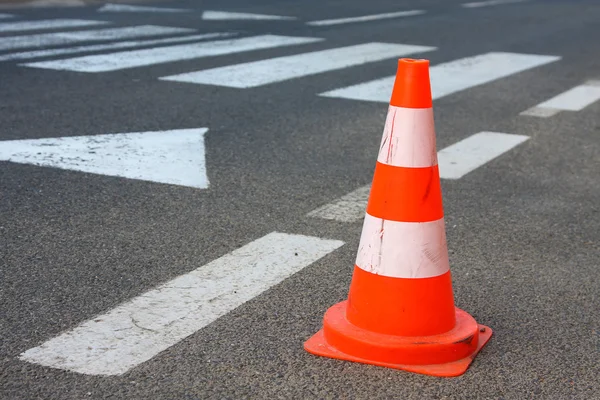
(306, 10), (425, 26)
(320, 52), (561, 103)
(19, 232), (344, 376)
(0, 32), (235, 62)
(21, 35), (323, 72)
(202, 10), (296, 21)
(0, 128), (211, 188)
(97, 3), (190, 13)
(0, 25), (195, 52)
(0, 18), (108, 33)
(521, 81), (600, 117)
(160, 42), (436, 88)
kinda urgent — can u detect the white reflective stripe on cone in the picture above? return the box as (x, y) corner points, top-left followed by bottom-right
(355, 213), (450, 279)
(377, 105), (438, 168)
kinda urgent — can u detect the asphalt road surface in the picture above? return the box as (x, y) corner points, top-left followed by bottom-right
(1, 0), (599, 398)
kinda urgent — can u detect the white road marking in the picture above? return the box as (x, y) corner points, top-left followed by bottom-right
(159, 42), (436, 88)
(19, 232), (344, 376)
(308, 132), (530, 222)
(21, 34), (323, 72)
(0, 19), (109, 33)
(55, 25), (192, 41)
(320, 52), (561, 103)
(0, 128), (211, 189)
(307, 185), (371, 223)
(0, 13), (15, 19)
(437, 132), (530, 179)
(306, 10), (425, 26)
(519, 107), (561, 118)
(0, 33), (234, 62)
(0, 25), (195, 52)
(461, 0), (530, 8)
(97, 3), (189, 13)
(520, 82), (600, 117)
(202, 10), (296, 20)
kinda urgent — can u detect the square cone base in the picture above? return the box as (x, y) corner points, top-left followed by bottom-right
(304, 324), (492, 378)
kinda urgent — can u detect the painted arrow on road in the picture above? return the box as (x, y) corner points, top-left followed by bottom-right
(0, 128), (210, 189)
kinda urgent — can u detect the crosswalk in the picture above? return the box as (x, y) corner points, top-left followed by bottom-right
(5, 17), (592, 117)
(3, 17), (599, 226)
(0, 17), (572, 103)
(4, 15), (600, 378)
(1, 18), (571, 106)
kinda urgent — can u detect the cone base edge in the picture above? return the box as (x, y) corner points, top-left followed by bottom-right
(304, 323), (492, 378)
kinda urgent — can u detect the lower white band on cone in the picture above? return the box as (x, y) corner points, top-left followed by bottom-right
(378, 105), (438, 168)
(355, 213), (450, 279)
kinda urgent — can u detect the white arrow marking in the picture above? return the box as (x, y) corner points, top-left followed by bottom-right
(97, 3), (190, 13)
(0, 128), (210, 189)
(202, 10), (296, 20)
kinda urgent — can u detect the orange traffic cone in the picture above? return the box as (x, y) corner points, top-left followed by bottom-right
(304, 58), (492, 377)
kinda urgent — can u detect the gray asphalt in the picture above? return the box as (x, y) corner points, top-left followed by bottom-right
(1, 0), (599, 399)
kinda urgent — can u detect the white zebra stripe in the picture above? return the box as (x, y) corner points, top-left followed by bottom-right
(159, 43), (436, 88)
(319, 52), (561, 103)
(0, 25), (195, 52)
(0, 19), (109, 33)
(21, 35), (324, 73)
(306, 10), (425, 26)
(0, 33), (234, 62)
(521, 82), (600, 117)
(19, 232), (344, 376)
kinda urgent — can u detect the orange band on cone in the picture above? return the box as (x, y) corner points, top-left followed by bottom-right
(367, 162), (444, 222)
(390, 59), (433, 109)
(346, 266), (456, 337)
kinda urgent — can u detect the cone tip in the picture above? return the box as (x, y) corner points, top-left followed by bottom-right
(399, 57), (429, 66)
(390, 58), (432, 109)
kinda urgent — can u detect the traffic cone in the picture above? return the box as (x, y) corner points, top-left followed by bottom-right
(304, 58), (492, 377)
